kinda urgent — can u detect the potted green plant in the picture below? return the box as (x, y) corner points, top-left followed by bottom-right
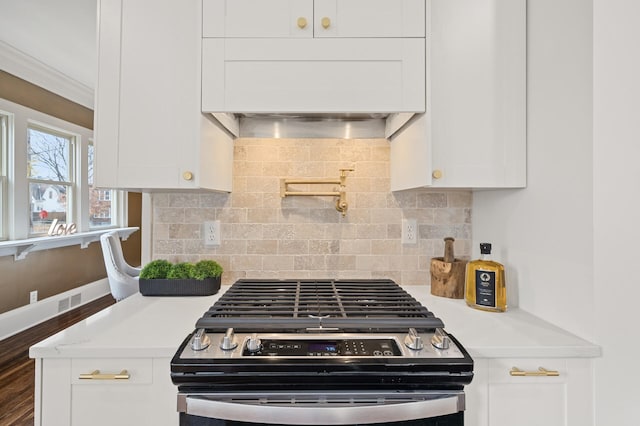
(139, 259), (172, 280)
(167, 262), (196, 279)
(192, 260), (224, 280)
(138, 259), (223, 296)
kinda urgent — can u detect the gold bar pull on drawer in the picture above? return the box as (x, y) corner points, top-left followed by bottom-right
(510, 367), (560, 377)
(79, 369), (130, 380)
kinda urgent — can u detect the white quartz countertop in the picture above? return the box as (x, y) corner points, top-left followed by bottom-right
(29, 288), (229, 359)
(29, 284), (600, 359)
(412, 287), (601, 358)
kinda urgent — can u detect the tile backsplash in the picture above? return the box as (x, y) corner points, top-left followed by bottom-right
(151, 138), (471, 285)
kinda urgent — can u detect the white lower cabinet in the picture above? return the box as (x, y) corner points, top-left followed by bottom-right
(34, 356), (592, 426)
(36, 357), (177, 426)
(465, 358), (594, 426)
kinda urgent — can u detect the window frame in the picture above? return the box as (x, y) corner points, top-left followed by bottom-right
(0, 110), (10, 241)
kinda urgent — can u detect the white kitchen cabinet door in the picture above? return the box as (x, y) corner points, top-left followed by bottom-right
(70, 358), (177, 426)
(202, 0), (424, 38)
(464, 358), (594, 426)
(202, 38), (425, 113)
(202, 0), (313, 38)
(313, 0), (425, 38)
(390, 0), (526, 190)
(35, 358), (176, 426)
(95, 0), (233, 191)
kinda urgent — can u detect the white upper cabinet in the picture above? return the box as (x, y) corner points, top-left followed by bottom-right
(201, 0), (426, 114)
(391, 0), (526, 190)
(95, 0), (524, 191)
(203, 0), (313, 38)
(313, 0), (425, 38)
(95, 0), (233, 191)
(202, 38), (425, 113)
(203, 0), (425, 38)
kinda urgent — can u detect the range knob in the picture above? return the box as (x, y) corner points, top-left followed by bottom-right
(431, 328), (451, 350)
(220, 328), (238, 351)
(404, 328), (424, 351)
(246, 333), (262, 352)
(191, 329), (211, 351)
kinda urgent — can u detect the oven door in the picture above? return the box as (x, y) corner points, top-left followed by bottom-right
(178, 391), (465, 426)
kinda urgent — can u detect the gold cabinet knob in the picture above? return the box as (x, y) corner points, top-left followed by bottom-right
(297, 17), (307, 29)
(182, 171), (194, 181)
(321, 17), (331, 29)
(432, 169), (443, 179)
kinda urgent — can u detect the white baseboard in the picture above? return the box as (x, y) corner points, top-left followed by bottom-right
(0, 279), (111, 341)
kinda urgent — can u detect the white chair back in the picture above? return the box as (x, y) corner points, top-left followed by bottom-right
(100, 231), (140, 301)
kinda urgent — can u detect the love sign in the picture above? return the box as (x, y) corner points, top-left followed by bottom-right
(47, 219), (78, 236)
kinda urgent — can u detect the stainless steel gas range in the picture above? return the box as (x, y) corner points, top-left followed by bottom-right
(171, 279), (474, 425)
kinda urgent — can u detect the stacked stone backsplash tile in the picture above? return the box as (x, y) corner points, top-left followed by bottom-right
(152, 138), (471, 286)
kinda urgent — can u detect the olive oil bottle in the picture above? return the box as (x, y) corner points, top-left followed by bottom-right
(464, 243), (507, 312)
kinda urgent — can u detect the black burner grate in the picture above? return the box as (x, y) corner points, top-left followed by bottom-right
(195, 279), (444, 332)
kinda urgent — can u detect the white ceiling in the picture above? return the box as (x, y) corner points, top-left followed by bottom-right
(0, 0), (96, 89)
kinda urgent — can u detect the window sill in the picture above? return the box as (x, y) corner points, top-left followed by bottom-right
(0, 227), (139, 261)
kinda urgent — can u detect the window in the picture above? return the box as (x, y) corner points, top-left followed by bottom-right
(0, 112), (8, 240)
(0, 98), (125, 241)
(88, 143), (117, 228)
(98, 190), (111, 202)
(27, 125), (75, 235)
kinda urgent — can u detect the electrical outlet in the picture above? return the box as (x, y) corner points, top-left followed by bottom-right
(30, 290), (38, 304)
(203, 220), (221, 246)
(402, 219), (417, 244)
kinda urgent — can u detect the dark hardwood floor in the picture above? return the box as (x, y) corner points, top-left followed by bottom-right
(0, 294), (115, 425)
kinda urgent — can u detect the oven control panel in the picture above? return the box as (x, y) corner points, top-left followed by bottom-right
(179, 332), (467, 359)
(243, 338), (402, 357)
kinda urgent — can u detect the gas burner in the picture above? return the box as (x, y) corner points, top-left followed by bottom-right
(195, 279), (444, 332)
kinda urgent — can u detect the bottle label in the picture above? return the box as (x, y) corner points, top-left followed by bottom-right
(475, 270), (496, 307)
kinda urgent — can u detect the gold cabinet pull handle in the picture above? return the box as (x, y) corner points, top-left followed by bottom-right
(79, 369), (130, 380)
(321, 17), (331, 29)
(432, 169), (443, 179)
(182, 171), (194, 181)
(297, 17), (307, 29)
(510, 367), (559, 377)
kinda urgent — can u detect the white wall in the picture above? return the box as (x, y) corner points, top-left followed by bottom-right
(593, 0), (640, 424)
(472, 0), (595, 340)
(0, 278), (110, 340)
(474, 0), (640, 423)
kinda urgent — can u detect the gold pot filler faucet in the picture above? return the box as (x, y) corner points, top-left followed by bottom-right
(280, 168), (354, 217)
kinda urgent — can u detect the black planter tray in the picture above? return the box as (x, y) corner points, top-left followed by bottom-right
(139, 276), (221, 296)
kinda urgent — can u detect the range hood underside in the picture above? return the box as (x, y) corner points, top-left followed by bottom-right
(210, 113), (416, 140)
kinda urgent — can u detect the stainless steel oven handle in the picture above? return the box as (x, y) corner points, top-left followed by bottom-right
(181, 393), (465, 425)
